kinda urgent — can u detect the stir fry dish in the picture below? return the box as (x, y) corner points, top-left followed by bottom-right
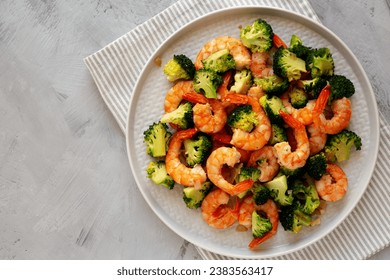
(143, 18), (362, 250)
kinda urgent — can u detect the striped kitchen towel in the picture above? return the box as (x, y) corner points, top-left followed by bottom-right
(84, 0), (390, 259)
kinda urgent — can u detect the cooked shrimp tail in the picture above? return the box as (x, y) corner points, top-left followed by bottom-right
(182, 91), (208, 104)
(313, 84), (331, 116)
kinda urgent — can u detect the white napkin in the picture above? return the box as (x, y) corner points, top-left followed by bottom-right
(84, 0), (390, 259)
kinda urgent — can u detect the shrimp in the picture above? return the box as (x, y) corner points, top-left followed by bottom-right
(164, 81), (194, 113)
(250, 51), (274, 79)
(280, 92), (316, 126)
(201, 188), (239, 229)
(307, 124), (327, 156)
(312, 85), (352, 134)
(238, 195), (255, 229)
(195, 36), (251, 70)
(182, 92), (227, 134)
(274, 111), (310, 170)
(206, 147), (254, 196)
(248, 199), (279, 249)
(315, 163), (348, 202)
(248, 146), (279, 182)
(247, 85), (265, 101)
(165, 128), (207, 188)
(223, 93), (271, 151)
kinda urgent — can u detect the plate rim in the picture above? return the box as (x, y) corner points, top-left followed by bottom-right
(126, 6), (380, 259)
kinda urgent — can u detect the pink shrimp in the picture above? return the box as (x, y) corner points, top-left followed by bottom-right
(250, 52), (274, 79)
(206, 147), (254, 196)
(201, 188), (239, 229)
(280, 92), (316, 126)
(238, 195), (256, 229)
(274, 111), (310, 170)
(195, 36), (251, 70)
(307, 124), (327, 156)
(165, 128), (207, 188)
(164, 81), (194, 113)
(182, 92), (227, 134)
(312, 85), (352, 134)
(223, 93), (271, 151)
(315, 163), (348, 202)
(248, 146), (280, 182)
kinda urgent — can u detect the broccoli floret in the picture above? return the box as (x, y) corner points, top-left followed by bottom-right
(146, 161), (175, 189)
(143, 122), (172, 157)
(298, 77), (328, 99)
(183, 133), (212, 167)
(289, 86), (308, 109)
(163, 54), (195, 82)
(264, 174), (293, 206)
(279, 201), (312, 233)
(235, 167), (261, 183)
(252, 183), (271, 205)
(306, 152), (327, 180)
(254, 74), (290, 96)
(302, 184), (320, 215)
(182, 181), (212, 209)
(227, 105), (259, 132)
(268, 124), (287, 145)
(193, 69), (223, 99)
(328, 75), (355, 102)
(324, 130), (362, 162)
(259, 95), (286, 124)
(306, 47), (334, 78)
(252, 211), (272, 238)
(290, 179), (320, 215)
(230, 69), (252, 94)
(240, 18), (274, 53)
(279, 166), (305, 178)
(202, 49), (235, 73)
(160, 102), (193, 129)
(288, 34), (312, 60)
(273, 47), (307, 81)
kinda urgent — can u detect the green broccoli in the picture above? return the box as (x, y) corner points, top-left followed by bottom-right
(183, 133), (212, 167)
(268, 124), (287, 145)
(264, 174), (293, 206)
(289, 86), (308, 109)
(235, 167), (261, 183)
(230, 69), (252, 94)
(240, 18), (274, 53)
(163, 54), (195, 82)
(305, 152), (327, 180)
(252, 183), (271, 205)
(160, 102), (193, 129)
(279, 166), (305, 178)
(182, 182), (212, 209)
(290, 179), (320, 215)
(279, 201), (312, 233)
(227, 105), (259, 132)
(273, 47), (307, 81)
(143, 122), (172, 157)
(202, 49), (235, 73)
(146, 161), (175, 189)
(298, 77), (328, 99)
(252, 211), (272, 238)
(193, 69), (223, 99)
(328, 75), (355, 102)
(254, 74), (290, 96)
(288, 34), (312, 60)
(306, 47), (334, 78)
(259, 95), (286, 124)
(324, 130), (362, 162)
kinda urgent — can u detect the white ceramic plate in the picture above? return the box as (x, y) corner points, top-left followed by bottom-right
(126, 7), (379, 259)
